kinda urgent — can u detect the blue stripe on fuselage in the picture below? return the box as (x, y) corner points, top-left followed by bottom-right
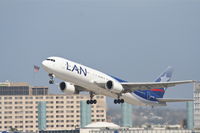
(133, 90), (158, 101)
(109, 75), (127, 83)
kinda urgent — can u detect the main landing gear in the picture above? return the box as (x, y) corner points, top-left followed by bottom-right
(114, 94), (124, 104)
(48, 74), (54, 84)
(87, 99), (97, 104)
(86, 92), (97, 104)
(114, 99), (124, 104)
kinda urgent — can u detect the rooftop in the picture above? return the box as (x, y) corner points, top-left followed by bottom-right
(85, 122), (120, 129)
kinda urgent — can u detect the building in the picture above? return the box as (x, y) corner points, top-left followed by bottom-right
(80, 101), (91, 128)
(0, 81), (48, 95)
(39, 124), (200, 133)
(0, 81), (106, 132)
(82, 129), (193, 133)
(186, 101), (194, 129)
(121, 103), (132, 127)
(38, 101), (47, 130)
(194, 81), (200, 129)
(79, 123), (193, 133)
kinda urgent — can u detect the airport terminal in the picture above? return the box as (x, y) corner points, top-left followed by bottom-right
(0, 81), (200, 133)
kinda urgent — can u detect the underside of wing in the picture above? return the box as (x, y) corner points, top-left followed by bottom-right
(157, 98), (194, 102)
(121, 80), (195, 93)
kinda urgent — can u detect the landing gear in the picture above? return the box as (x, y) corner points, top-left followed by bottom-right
(86, 99), (97, 104)
(113, 94), (124, 104)
(48, 74), (54, 84)
(86, 92), (97, 104)
(49, 80), (54, 84)
(114, 99), (124, 104)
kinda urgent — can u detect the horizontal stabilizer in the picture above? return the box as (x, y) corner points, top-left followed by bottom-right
(157, 98), (194, 103)
(122, 80), (195, 93)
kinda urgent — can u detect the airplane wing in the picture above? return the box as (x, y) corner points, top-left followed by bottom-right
(121, 80), (195, 93)
(156, 98), (194, 102)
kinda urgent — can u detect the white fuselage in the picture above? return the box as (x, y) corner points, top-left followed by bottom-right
(42, 57), (162, 106)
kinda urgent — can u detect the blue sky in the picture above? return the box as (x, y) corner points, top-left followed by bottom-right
(0, 0), (199, 108)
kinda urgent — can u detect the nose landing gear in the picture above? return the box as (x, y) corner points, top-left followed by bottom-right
(48, 74), (54, 84)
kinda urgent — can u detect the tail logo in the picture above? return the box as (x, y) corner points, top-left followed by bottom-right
(160, 74), (170, 82)
(151, 66), (173, 98)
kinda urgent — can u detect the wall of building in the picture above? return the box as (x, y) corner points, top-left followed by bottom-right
(0, 82), (48, 96)
(82, 129), (193, 133)
(121, 103), (132, 127)
(0, 95), (106, 132)
(80, 101), (91, 128)
(186, 101), (194, 129)
(194, 82), (200, 129)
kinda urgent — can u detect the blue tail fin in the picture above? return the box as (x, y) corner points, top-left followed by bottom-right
(151, 66), (173, 98)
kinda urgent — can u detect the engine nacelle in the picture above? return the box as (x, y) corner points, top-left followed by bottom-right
(105, 80), (124, 93)
(59, 82), (78, 94)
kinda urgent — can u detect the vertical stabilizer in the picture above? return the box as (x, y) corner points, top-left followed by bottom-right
(151, 66), (173, 98)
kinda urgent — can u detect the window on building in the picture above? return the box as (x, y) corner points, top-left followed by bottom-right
(56, 101), (64, 104)
(4, 111), (12, 114)
(0, 86), (29, 95)
(4, 116), (12, 119)
(32, 87), (48, 95)
(4, 102), (12, 104)
(56, 106), (64, 109)
(25, 96), (33, 99)
(4, 97), (12, 100)
(25, 101), (33, 104)
(15, 97), (22, 99)
(15, 116), (23, 119)
(15, 101), (22, 104)
(15, 106), (23, 109)
(4, 106), (12, 109)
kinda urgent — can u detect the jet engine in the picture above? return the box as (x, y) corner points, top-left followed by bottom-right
(105, 80), (124, 93)
(59, 82), (79, 94)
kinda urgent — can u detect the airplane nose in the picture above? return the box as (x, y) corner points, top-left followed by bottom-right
(42, 60), (47, 68)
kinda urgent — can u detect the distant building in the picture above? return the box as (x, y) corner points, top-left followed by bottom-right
(0, 81), (106, 132)
(84, 122), (120, 129)
(0, 81), (48, 95)
(80, 101), (91, 128)
(186, 102), (194, 129)
(194, 81), (200, 129)
(38, 101), (47, 131)
(121, 102), (132, 127)
(79, 123), (192, 133)
(40, 123), (196, 133)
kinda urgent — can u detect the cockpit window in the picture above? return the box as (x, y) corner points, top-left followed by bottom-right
(46, 59), (55, 62)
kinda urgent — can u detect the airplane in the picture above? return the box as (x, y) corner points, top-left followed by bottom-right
(42, 56), (195, 106)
